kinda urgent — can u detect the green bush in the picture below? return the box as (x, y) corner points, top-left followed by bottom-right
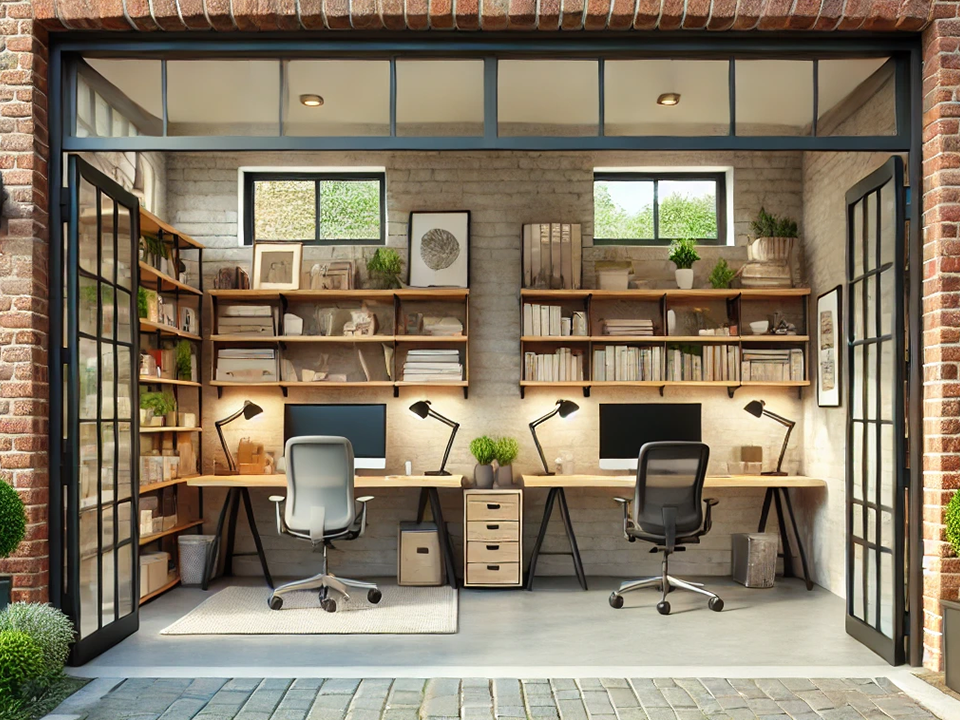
(668, 238), (700, 270)
(366, 248), (404, 289)
(0, 630), (45, 700)
(750, 207), (799, 239)
(708, 258), (736, 289)
(946, 490), (960, 557)
(0, 604), (74, 678)
(0, 480), (26, 559)
(176, 340), (193, 381)
(469, 436), (496, 465)
(140, 391), (177, 416)
(137, 287), (150, 319)
(493, 437), (519, 466)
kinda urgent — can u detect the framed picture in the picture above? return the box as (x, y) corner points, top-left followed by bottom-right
(253, 242), (302, 291)
(408, 211), (470, 288)
(817, 285), (842, 407)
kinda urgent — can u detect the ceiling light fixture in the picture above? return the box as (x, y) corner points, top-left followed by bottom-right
(300, 94), (324, 107)
(657, 92), (681, 106)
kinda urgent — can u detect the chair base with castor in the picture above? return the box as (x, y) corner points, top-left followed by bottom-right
(608, 550), (723, 615)
(267, 542), (382, 613)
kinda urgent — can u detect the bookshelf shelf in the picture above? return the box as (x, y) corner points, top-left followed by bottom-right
(209, 334), (468, 344)
(139, 261), (203, 296)
(138, 376), (202, 388)
(140, 426), (202, 434)
(139, 520), (205, 546)
(140, 574), (180, 605)
(139, 319), (202, 341)
(209, 288), (469, 301)
(139, 474), (201, 494)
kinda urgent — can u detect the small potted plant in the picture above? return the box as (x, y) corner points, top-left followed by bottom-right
(0, 479), (27, 611)
(943, 490), (960, 691)
(140, 391), (177, 427)
(367, 248), (404, 290)
(176, 340), (193, 382)
(140, 232), (169, 271)
(669, 238), (700, 289)
(469, 436), (496, 489)
(708, 258), (736, 289)
(493, 436), (519, 488)
(749, 207), (799, 264)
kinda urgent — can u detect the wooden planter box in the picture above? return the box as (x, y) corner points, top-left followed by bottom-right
(942, 599), (960, 692)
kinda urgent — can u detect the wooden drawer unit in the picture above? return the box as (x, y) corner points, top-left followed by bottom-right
(464, 489), (522, 587)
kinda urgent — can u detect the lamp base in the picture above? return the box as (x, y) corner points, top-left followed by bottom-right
(762, 471), (787, 476)
(539, 471), (556, 476)
(424, 470), (452, 476)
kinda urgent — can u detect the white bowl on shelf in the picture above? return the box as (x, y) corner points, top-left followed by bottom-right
(749, 321), (770, 335)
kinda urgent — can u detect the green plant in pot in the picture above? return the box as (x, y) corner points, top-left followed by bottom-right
(469, 436), (496, 489)
(668, 238), (700, 290)
(708, 258), (736, 289)
(0, 480), (27, 611)
(366, 248), (404, 290)
(493, 436), (519, 488)
(176, 340), (193, 382)
(140, 232), (169, 270)
(140, 391), (177, 427)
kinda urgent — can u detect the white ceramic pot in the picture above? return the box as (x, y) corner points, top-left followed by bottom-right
(675, 268), (694, 289)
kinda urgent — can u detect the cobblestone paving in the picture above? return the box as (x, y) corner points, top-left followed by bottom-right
(74, 677), (937, 720)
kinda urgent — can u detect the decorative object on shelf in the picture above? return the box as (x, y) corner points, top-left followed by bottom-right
(0, 479), (26, 610)
(175, 340), (192, 381)
(595, 260), (632, 291)
(708, 258), (736, 289)
(469, 436), (496, 489)
(252, 242), (302, 291)
(178, 412), (197, 429)
(409, 211), (470, 288)
(140, 352), (158, 380)
(529, 399), (579, 475)
(741, 207), (798, 289)
(216, 348), (278, 382)
(237, 438), (268, 475)
(522, 223), (582, 289)
(344, 308), (378, 336)
(215, 400), (263, 474)
(493, 436), (519, 488)
(367, 247), (404, 289)
(382, 344), (394, 380)
(213, 266), (248, 290)
(140, 391), (176, 427)
(749, 320), (770, 335)
(282, 313), (304, 336)
(409, 400), (460, 476)
(218, 304), (277, 336)
(307, 261), (355, 290)
(140, 232), (169, 270)
(179, 307), (197, 336)
(817, 286), (842, 407)
(743, 400), (795, 476)
(668, 237), (700, 290)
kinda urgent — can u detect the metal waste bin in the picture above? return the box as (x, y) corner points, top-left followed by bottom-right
(731, 532), (779, 588)
(178, 535), (216, 586)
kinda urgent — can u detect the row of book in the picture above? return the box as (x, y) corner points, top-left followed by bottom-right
(217, 304), (278, 336)
(601, 319), (655, 336)
(522, 304), (587, 337)
(592, 346), (663, 382)
(401, 349), (463, 383)
(522, 223), (583, 290)
(523, 348), (584, 382)
(666, 346), (742, 382)
(742, 348), (805, 382)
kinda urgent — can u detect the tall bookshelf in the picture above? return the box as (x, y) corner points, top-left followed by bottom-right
(519, 288), (810, 398)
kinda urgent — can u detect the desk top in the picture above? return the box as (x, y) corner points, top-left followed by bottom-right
(188, 474), (464, 489)
(520, 474), (826, 489)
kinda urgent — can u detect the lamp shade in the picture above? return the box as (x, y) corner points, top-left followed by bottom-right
(242, 401), (263, 420)
(743, 400), (765, 418)
(409, 401), (431, 419)
(558, 400), (580, 418)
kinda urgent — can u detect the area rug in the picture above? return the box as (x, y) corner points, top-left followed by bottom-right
(160, 585), (458, 635)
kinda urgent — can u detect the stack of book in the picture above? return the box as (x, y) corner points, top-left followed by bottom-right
(523, 348), (584, 382)
(522, 304), (587, 337)
(215, 348), (278, 383)
(217, 305), (277, 336)
(601, 319), (655, 336)
(522, 223), (583, 290)
(741, 348), (805, 382)
(592, 346), (662, 382)
(402, 349), (463, 382)
(422, 316), (464, 337)
(666, 345), (741, 382)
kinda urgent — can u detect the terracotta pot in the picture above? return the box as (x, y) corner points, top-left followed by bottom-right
(474, 464), (495, 489)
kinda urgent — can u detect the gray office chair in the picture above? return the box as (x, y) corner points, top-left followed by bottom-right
(609, 441), (723, 615)
(267, 436), (382, 612)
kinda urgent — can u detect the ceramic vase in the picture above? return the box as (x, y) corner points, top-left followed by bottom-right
(675, 268), (694, 289)
(495, 464), (514, 488)
(474, 464), (495, 489)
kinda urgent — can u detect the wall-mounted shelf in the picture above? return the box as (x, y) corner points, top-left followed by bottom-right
(138, 376), (202, 388)
(139, 574), (180, 605)
(139, 519), (205, 546)
(140, 426), (202, 434)
(139, 261), (203, 296)
(139, 319), (202, 341)
(209, 334), (468, 344)
(139, 474), (201, 495)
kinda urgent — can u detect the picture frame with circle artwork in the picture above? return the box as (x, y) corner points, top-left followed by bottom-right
(408, 211), (470, 288)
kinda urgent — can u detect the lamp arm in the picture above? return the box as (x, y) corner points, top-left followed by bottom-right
(775, 422), (795, 474)
(530, 423), (550, 475)
(217, 407), (246, 426)
(215, 419), (237, 474)
(427, 409), (458, 429)
(530, 406), (560, 429)
(762, 409), (794, 428)
(437, 422), (460, 474)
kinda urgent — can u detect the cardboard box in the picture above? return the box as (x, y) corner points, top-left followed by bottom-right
(397, 522), (443, 586)
(139, 551), (170, 598)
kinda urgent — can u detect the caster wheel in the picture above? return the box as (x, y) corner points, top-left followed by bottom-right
(268, 596), (283, 611)
(656, 601), (671, 616)
(320, 597), (337, 613)
(367, 588), (383, 605)
(628, 537), (636, 543)
(609, 592), (624, 609)
(709, 597), (724, 612)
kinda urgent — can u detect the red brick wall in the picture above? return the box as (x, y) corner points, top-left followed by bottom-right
(0, 1), (49, 603)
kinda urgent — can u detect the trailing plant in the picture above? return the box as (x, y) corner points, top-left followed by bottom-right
(750, 207), (799, 239)
(139, 391), (177, 417)
(493, 437), (519, 467)
(0, 604), (74, 679)
(0, 630), (45, 701)
(947, 490), (960, 557)
(469, 436), (496, 466)
(366, 248), (404, 289)
(668, 238), (700, 270)
(708, 258), (736, 289)
(175, 340), (193, 381)
(140, 233), (169, 262)
(137, 288), (150, 319)
(0, 480), (26, 560)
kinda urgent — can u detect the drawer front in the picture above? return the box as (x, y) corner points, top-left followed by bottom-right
(466, 521), (520, 542)
(467, 541), (520, 564)
(466, 562), (520, 585)
(466, 494), (520, 522)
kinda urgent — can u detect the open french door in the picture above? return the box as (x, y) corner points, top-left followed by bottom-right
(55, 156), (140, 664)
(844, 156), (907, 665)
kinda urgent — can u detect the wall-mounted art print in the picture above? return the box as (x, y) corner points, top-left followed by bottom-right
(817, 285), (842, 407)
(408, 211), (470, 288)
(253, 242), (302, 291)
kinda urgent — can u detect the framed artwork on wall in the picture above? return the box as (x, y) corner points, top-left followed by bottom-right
(408, 211), (470, 288)
(252, 242), (302, 291)
(817, 285), (842, 407)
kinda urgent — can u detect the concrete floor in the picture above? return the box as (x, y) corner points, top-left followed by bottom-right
(74, 575), (888, 678)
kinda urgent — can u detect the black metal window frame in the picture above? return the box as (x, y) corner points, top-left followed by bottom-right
(593, 171), (727, 246)
(242, 171), (386, 246)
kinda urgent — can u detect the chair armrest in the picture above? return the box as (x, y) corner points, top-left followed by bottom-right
(269, 495), (288, 535)
(614, 497), (633, 539)
(355, 496), (374, 536)
(703, 497), (719, 534)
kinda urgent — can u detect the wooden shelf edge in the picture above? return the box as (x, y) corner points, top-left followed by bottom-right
(139, 319), (202, 342)
(140, 426), (202, 434)
(139, 574), (181, 605)
(139, 261), (203, 296)
(139, 519), (205, 546)
(208, 288), (469, 300)
(141, 208), (203, 249)
(138, 376), (202, 388)
(394, 381), (468, 387)
(740, 381), (811, 387)
(138, 474), (201, 494)
(519, 288), (810, 299)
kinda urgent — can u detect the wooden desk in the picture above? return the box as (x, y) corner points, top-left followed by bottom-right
(188, 474), (465, 590)
(519, 473), (826, 593)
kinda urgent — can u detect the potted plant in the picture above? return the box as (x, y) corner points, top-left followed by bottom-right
(668, 238), (700, 289)
(140, 391), (176, 427)
(367, 248), (404, 290)
(749, 207), (799, 264)
(943, 490), (960, 691)
(493, 436), (519, 488)
(708, 258), (736, 289)
(137, 287), (149, 320)
(0, 480), (27, 611)
(469, 436), (496, 489)
(140, 232), (169, 271)
(176, 340), (193, 382)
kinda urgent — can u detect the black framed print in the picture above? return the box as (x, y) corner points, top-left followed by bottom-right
(817, 285), (842, 407)
(408, 211), (470, 288)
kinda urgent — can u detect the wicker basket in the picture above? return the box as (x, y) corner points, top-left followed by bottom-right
(747, 236), (794, 263)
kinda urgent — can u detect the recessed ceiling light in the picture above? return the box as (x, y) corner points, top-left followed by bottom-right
(657, 93), (681, 106)
(300, 94), (324, 107)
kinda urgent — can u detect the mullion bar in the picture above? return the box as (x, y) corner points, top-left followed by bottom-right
(389, 58), (397, 138)
(874, 190), (884, 633)
(858, 198), (869, 624)
(278, 60), (285, 137)
(315, 180), (321, 244)
(598, 58), (605, 138)
(94, 189), (104, 632)
(812, 60), (819, 137)
(111, 199), (120, 622)
(483, 57), (498, 146)
(652, 180), (660, 242)
(729, 59), (736, 137)
(161, 59), (168, 137)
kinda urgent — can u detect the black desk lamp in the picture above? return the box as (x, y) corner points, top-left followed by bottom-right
(530, 399), (580, 475)
(743, 400), (794, 476)
(409, 400), (459, 476)
(216, 400), (263, 474)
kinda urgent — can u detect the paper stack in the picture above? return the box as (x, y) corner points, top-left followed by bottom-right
(216, 348), (279, 383)
(601, 319), (655, 336)
(217, 305), (277, 336)
(402, 349), (463, 382)
(422, 316), (464, 337)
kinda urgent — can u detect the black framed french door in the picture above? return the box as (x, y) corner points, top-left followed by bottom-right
(844, 156), (907, 665)
(58, 156), (140, 664)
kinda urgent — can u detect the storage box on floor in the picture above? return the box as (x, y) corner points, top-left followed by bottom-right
(140, 551), (171, 598)
(397, 522), (443, 586)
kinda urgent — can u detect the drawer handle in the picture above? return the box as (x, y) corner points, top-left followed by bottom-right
(487, 565), (500, 571)
(486, 503), (501, 510)
(416, 547), (429, 555)
(486, 544), (500, 551)
(486, 524), (499, 530)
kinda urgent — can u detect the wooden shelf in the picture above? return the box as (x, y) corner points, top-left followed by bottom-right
(140, 426), (202, 434)
(139, 474), (201, 494)
(519, 381), (591, 388)
(139, 319), (202, 341)
(209, 381), (283, 388)
(520, 334), (809, 344)
(520, 289), (593, 300)
(139, 519), (204, 545)
(740, 335), (810, 343)
(740, 380), (812, 387)
(141, 208), (202, 249)
(589, 381), (667, 387)
(140, 574), (181, 605)
(521, 336), (591, 342)
(396, 335), (467, 343)
(394, 380), (469, 388)
(212, 334), (393, 343)
(663, 380), (741, 387)
(519, 288), (808, 300)
(139, 261), (203, 296)
(282, 381), (396, 388)
(208, 288), (469, 301)
(138, 376), (202, 388)
(739, 288), (812, 298)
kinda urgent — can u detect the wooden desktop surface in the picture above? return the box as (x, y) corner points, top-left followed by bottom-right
(188, 474), (464, 489)
(520, 474), (826, 489)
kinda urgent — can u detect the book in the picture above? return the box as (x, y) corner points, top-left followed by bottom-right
(522, 225), (533, 289)
(550, 223), (562, 289)
(572, 224), (582, 290)
(561, 223), (572, 290)
(540, 224), (551, 290)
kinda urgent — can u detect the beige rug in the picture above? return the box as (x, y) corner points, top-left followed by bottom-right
(161, 584), (458, 635)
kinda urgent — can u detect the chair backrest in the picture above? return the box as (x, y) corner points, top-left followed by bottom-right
(633, 441), (710, 537)
(284, 436), (355, 534)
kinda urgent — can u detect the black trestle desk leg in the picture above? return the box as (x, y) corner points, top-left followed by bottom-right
(427, 488), (458, 589)
(758, 487), (774, 532)
(525, 487), (558, 591)
(202, 487), (236, 591)
(240, 487), (274, 589)
(222, 488), (242, 578)
(779, 488), (814, 591)
(556, 488), (588, 591)
(416, 487), (429, 524)
(772, 488), (796, 580)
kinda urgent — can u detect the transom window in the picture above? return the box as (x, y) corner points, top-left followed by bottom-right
(242, 172), (385, 246)
(593, 172), (727, 246)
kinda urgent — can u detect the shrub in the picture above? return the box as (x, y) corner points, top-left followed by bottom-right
(750, 207), (799, 239)
(137, 287), (151, 319)
(140, 391), (177, 416)
(668, 238), (700, 269)
(0, 604), (74, 678)
(469, 436), (496, 465)
(367, 248), (404, 289)
(708, 258), (736, 289)
(947, 490), (960, 557)
(493, 437), (519, 466)
(0, 630), (45, 700)
(0, 480), (26, 559)
(176, 340), (193, 381)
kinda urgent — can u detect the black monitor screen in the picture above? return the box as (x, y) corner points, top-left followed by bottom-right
(283, 404), (386, 459)
(599, 403), (701, 460)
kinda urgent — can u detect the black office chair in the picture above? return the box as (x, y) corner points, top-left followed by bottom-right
(609, 441), (723, 615)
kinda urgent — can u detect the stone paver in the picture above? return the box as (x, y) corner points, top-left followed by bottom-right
(62, 678), (939, 720)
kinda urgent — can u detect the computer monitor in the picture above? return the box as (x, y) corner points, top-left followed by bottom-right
(283, 403), (387, 470)
(599, 403), (702, 471)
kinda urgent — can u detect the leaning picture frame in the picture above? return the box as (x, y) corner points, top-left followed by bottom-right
(817, 285), (842, 408)
(408, 211), (470, 288)
(252, 242), (302, 291)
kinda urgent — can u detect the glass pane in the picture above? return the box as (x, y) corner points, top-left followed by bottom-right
(594, 181), (655, 241)
(817, 59), (896, 137)
(79, 276), (98, 337)
(168, 60), (281, 136)
(852, 199), (864, 279)
(604, 60), (729, 136)
(100, 283), (115, 340)
(853, 501), (864, 537)
(80, 59), (162, 137)
(117, 289), (132, 344)
(76, 74), (93, 137)
(397, 60), (484, 137)
(117, 204), (133, 290)
(852, 344), (864, 420)
(736, 60), (813, 136)
(880, 269), (894, 337)
(658, 180), (718, 240)
(881, 424), (895, 509)
(866, 191), (877, 271)
(100, 345), (115, 421)
(866, 547), (877, 627)
(880, 549), (894, 638)
(79, 178), (97, 275)
(319, 180), (381, 241)
(866, 343), (877, 420)
(80, 500), (98, 561)
(79, 556), (98, 639)
(79, 423), (98, 507)
(101, 504), (114, 547)
(117, 543), (134, 619)
(499, 60), (599, 137)
(852, 422), (863, 501)
(853, 280), (864, 341)
(117, 346), (132, 422)
(117, 502), (132, 543)
(254, 180), (315, 241)
(101, 423), (116, 503)
(101, 192), (115, 283)
(101, 548), (115, 626)
(284, 60), (390, 137)
(867, 423), (877, 501)
(880, 179), (897, 266)
(865, 276), (877, 340)
(868, 507), (877, 545)
(853, 543), (864, 620)
(80, 338), (99, 420)
(117, 423), (132, 501)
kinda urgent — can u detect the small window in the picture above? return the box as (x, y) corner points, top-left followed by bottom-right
(593, 172), (726, 246)
(243, 172), (385, 246)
